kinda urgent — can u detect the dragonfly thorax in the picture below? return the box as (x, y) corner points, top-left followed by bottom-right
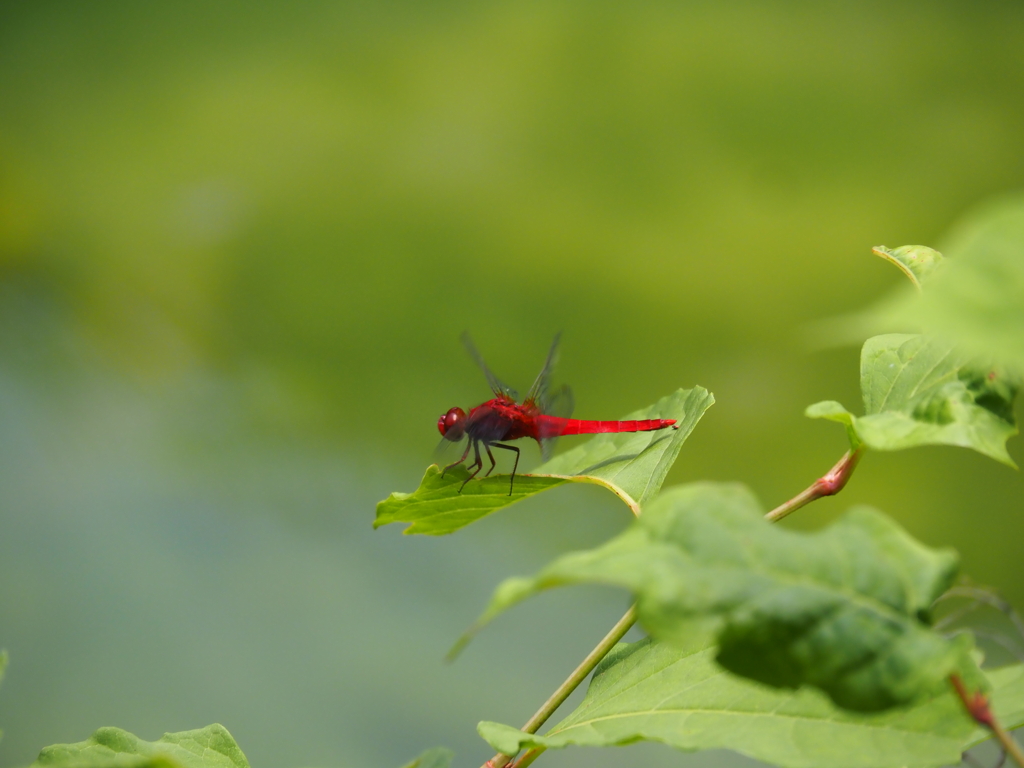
(438, 407), (467, 441)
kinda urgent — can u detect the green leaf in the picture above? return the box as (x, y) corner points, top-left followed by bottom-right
(30, 725), (249, 768)
(374, 387), (714, 535)
(872, 245), (945, 289)
(804, 400), (860, 448)
(838, 199), (1024, 368)
(374, 466), (571, 536)
(819, 196), (1024, 368)
(531, 387), (715, 507)
(480, 636), (1013, 768)
(398, 747), (454, 768)
(471, 482), (971, 711)
(895, 195), (1024, 370)
(807, 334), (1019, 465)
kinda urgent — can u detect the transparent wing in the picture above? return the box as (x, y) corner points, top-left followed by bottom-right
(542, 383), (574, 419)
(462, 332), (518, 400)
(526, 332), (561, 407)
(433, 433), (467, 464)
(538, 383), (574, 462)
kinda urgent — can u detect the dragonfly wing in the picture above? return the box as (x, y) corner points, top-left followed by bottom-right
(461, 332), (518, 400)
(433, 433), (465, 462)
(526, 332), (562, 407)
(543, 383), (574, 420)
(538, 383), (574, 462)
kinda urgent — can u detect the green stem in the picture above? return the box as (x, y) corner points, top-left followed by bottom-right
(990, 720), (1024, 767)
(764, 447), (864, 522)
(482, 605), (637, 768)
(508, 747), (544, 768)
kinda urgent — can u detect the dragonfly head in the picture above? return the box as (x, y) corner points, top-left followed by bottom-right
(438, 407), (467, 441)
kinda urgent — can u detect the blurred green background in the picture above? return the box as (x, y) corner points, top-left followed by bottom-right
(1, 3), (1023, 767)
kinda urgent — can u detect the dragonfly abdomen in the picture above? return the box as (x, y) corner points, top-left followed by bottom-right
(540, 416), (676, 436)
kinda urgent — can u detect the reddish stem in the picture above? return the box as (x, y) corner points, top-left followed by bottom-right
(951, 674), (997, 729)
(764, 447), (864, 522)
(951, 674), (1024, 767)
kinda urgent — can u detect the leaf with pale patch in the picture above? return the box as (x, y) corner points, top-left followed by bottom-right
(807, 334), (1019, 466)
(374, 387), (713, 535)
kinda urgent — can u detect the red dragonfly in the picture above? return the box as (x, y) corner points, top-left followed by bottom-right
(437, 333), (677, 495)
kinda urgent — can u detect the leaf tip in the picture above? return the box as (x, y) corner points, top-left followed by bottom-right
(804, 400), (862, 449)
(873, 244), (946, 290)
(995, 452), (1019, 470)
(476, 722), (537, 755)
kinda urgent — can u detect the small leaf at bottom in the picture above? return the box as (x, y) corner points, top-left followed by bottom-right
(31, 725), (249, 768)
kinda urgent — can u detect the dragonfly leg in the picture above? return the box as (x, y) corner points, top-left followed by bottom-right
(492, 443), (520, 496)
(459, 441), (484, 493)
(483, 443), (498, 477)
(441, 441), (472, 478)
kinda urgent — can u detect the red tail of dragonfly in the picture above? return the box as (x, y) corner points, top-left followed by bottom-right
(437, 333), (677, 495)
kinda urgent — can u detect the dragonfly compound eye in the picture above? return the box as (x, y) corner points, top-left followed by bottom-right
(438, 407), (466, 440)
